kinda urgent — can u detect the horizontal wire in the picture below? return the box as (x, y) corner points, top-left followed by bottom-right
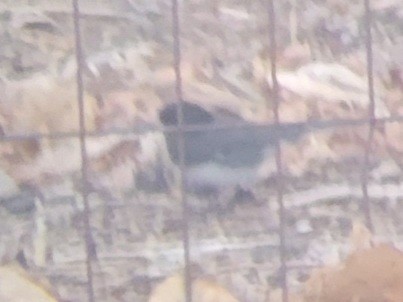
(0, 114), (400, 142)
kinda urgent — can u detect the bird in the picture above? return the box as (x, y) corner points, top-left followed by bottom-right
(159, 101), (310, 208)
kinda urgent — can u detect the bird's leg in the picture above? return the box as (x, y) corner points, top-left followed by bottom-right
(205, 191), (227, 238)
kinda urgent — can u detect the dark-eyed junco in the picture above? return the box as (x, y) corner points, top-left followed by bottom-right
(159, 101), (309, 196)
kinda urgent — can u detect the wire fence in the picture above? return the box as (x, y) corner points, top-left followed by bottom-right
(0, 0), (387, 301)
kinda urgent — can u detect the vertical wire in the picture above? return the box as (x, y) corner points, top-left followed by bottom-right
(267, 0), (289, 301)
(361, 0), (375, 233)
(72, 1), (95, 301)
(171, 0), (192, 301)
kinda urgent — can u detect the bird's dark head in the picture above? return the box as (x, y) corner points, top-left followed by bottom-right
(159, 101), (214, 126)
(158, 101), (215, 166)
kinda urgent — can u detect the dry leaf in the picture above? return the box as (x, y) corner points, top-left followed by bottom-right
(0, 74), (98, 136)
(271, 62), (390, 119)
(349, 221), (373, 252)
(0, 264), (58, 302)
(303, 244), (403, 302)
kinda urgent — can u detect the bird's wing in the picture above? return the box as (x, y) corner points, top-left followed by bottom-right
(204, 123), (308, 168)
(203, 127), (276, 168)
